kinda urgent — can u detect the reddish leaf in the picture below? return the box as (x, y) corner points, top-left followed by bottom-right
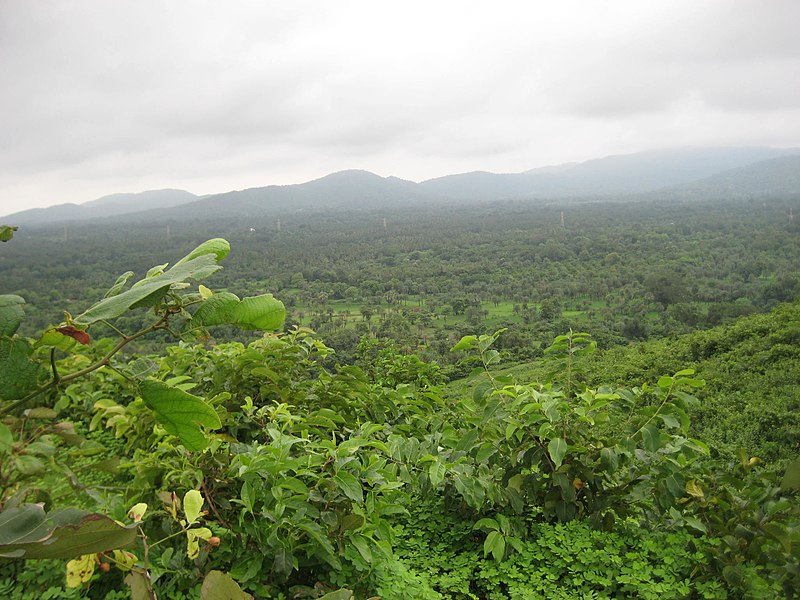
(55, 326), (91, 345)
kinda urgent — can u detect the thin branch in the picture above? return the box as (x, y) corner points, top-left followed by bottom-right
(1, 314), (171, 415)
(49, 348), (60, 383)
(100, 320), (128, 339)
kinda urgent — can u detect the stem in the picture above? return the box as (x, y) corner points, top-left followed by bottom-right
(106, 364), (135, 383)
(480, 347), (498, 390)
(1, 314), (171, 415)
(100, 320), (128, 339)
(147, 527), (191, 550)
(628, 381), (674, 442)
(49, 348), (60, 383)
(201, 479), (231, 529)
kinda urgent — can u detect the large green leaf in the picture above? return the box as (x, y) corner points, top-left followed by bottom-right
(0, 295), (25, 337)
(191, 292), (285, 331)
(0, 225), (17, 242)
(75, 254), (222, 325)
(640, 424), (662, 452)
(183, 490), (204, 525)
(484, 530), (506, 561)
(190, 292), (241, 327)
(782, 459), (800, 491)
(200, 570), (253, 600)
(0, 504), (137, 559)
(428, 459), (446, 487)
(547, 437), (568, 469)
(0, 338), (47, 401)
(139, 379), (222, 451)
(124, 571), (155, 600)
(174, 238), (230, 267)
(333, 471), (363, 504)
(229, 295), (285, 330)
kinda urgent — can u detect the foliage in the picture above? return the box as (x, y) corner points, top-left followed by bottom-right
(1, 228), (798, 598)
(0, 226), (16, 243)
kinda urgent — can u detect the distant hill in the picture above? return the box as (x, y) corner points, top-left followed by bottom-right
(3, 189), (198, 224)
(419, 147), (800, 199)
(150, 170), (428, 220)
(659, 155), (800, 198)
(6, 147), (799, 225)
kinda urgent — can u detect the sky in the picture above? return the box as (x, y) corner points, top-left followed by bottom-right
(1, 1), (799, 214)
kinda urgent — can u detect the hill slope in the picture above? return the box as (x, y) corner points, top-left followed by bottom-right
(450, 301), (800, 463)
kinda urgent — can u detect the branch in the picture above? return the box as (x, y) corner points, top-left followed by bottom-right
(1, 314), (171, 414)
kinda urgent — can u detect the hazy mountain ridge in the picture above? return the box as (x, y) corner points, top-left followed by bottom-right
(5, 189), (198, 224)
(5, 147), (799, 225)
(662, 155), (800, 198)
(418, 146), (800, 199)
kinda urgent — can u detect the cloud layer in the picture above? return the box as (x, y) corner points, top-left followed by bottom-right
(2, 1), (799, 211)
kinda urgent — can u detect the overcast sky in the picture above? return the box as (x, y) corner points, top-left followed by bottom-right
(1, 1), (799, 213)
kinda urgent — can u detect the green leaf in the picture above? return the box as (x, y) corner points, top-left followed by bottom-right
(174, 238), (231, 267)
(657, 376), (673, 389)
(658, 413), (681, 429)
(0, 225), (17, 242)
(104, 271), (135, 298)
(450, 335), (477, 351)
(428, 459), (446, 487)
(24, 407), (57, 419)
(0, 505), (137, 559)
(186, 526), (212, 559)
(781, 459), (800, 491)
(275, 477), (309, 496)
(547, 437), (568, 469)
(200, 570), (254, 600)
(318, 591), (354, 600)
(600, 447), (619, 473)
(34, 329), (78, 352)
(473, 518), (500, 531)
(351, 534), (372, 563)
(296, 521), (340, 569)
(190, 292), (241, 326)
(75, 254), (222, 325)
(127, 503), (148, 522)
(339, 514), (365, 532)
(229, 294), (285, 330)
(139, 379), (222, 451)
(484, 530), (506, 561)
(333, 471), (363, 504)
(683, 516), (707, 534)
(0, 337), (46, 401)
(641, 424), (662, 452)
(0, 295), (25, 337)
(272, 547), (294, 577)
(0, 423), (12, 451)
(191, 292), (286, 331)
(14, 455), (44, 476)
(124, 571), (153, 600)
(762, 522), (792, 553)
(184, 490), (204, 525)
(455, 428), (480, 452)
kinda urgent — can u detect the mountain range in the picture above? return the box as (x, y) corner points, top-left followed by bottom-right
(4, 147), (799, 225)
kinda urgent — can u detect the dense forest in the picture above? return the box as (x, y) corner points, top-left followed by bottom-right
(3, 195), (799, 366)
(0, 193), (798, 599)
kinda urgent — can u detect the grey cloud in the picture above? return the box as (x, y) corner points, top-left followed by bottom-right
(1, 1), (800, 212)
